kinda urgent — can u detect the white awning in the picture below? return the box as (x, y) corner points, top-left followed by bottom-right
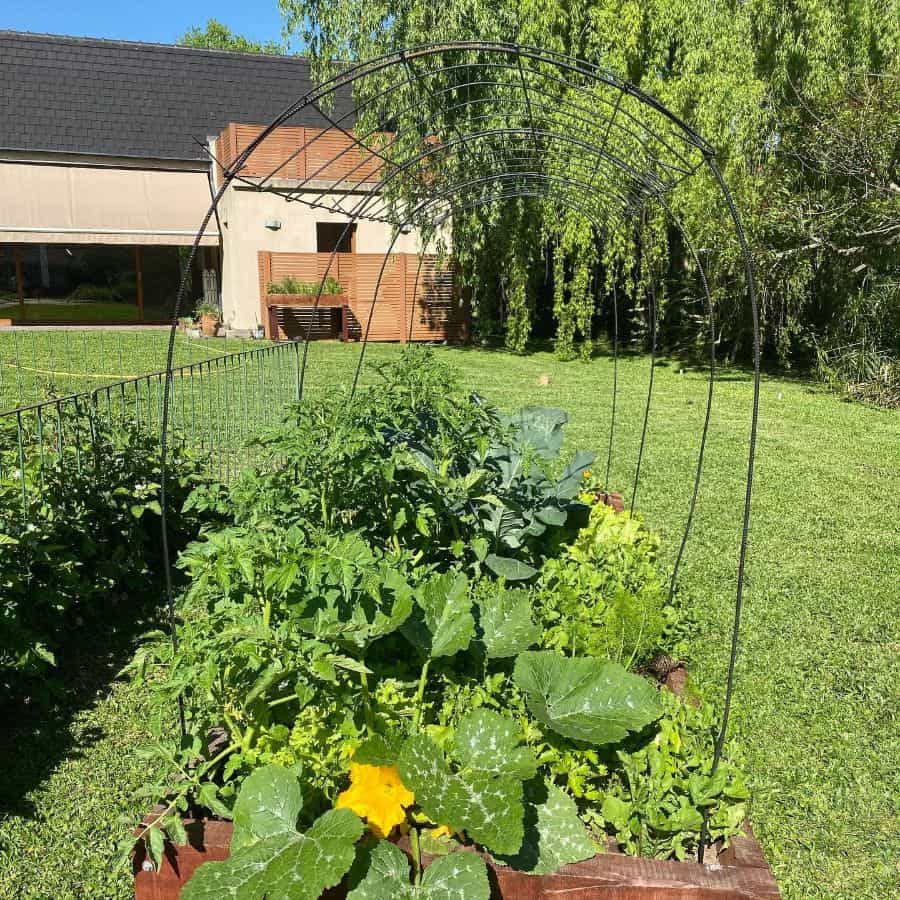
(0, 161), (219, 246)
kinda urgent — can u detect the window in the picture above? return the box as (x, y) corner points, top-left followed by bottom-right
(316, 222), (355, 254)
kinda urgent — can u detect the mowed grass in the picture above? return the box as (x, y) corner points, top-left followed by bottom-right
(0, 341), (897, 898)
(0, 329), (270, 412)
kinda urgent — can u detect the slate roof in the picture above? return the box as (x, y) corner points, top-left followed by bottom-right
(0, 31), (355, 162)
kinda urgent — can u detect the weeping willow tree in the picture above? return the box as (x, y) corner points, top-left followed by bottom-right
(281, 0), (899, 363)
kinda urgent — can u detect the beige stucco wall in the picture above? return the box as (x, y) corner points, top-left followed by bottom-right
(218, 185), (447, 329)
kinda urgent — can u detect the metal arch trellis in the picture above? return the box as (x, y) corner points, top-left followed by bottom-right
(159, 40), (761, 863)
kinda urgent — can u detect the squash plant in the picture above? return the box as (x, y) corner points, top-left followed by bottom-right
(130, 349), (749, 890)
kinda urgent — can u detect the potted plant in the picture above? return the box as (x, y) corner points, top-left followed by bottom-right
(177, 316), (194, 335)
(195, 301), (221, 338)
(129, 349), (778, 899)
(265, 275), (349, 340)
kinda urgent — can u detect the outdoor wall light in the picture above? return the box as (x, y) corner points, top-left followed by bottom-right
(265, 218), (282, 230)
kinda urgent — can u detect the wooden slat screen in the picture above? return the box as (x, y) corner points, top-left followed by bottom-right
(218, 124), (386, 183)
(258, 251), (463, 342)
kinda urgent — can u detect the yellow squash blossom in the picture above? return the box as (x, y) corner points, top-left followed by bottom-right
(335, 763), (415, 838)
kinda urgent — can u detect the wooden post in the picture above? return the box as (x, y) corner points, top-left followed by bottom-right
(260, 252), (273, 337)
(399, 253), (409, 344)
(134, 246), (144, 321)
(13, 245), (25, 319)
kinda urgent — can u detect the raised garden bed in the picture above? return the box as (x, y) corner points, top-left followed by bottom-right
(264, 293), (350, 341)
(127, 350), (777, 900)
(134, 814), (779, 899)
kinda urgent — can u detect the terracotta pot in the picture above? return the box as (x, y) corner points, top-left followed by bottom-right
(586, 489), (625, 513)
(200, 314), (219, 337)
(133, 815), (778, 900)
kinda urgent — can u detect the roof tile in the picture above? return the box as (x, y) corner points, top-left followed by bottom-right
(0, 31), (354, 160)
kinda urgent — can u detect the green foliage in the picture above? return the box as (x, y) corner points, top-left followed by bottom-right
(817, 342), (900, 409)
(347, 841), (490, 899)
(537, 502), (671, 664)
(67, 283), (126, 303)
(399, 726), (528, 855)
(0, 409), (205, 683)
(181, 765), (363, 900)
(178, 18), (283, 54)
(227, 347), (591, 574)
(128, 348), (747, 888)
(402, 571), (475, 659)
(4, 345), (895, 899)
(475, 584), (541, 658)
(266, 275), (344, 295)
(496, 779), (598, 874)
(194, 300), (221, 318)
(513, 651), (662, 745)
(282, 0), (899, 364)
(593, 691), (750, 860)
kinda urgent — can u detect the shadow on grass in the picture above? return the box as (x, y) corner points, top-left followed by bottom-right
(0, 596), (163, 820)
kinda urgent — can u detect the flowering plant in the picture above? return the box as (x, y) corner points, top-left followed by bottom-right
(131, 350), (748, 894)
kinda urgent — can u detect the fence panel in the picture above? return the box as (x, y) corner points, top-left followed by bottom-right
(0, 340), (305, 516)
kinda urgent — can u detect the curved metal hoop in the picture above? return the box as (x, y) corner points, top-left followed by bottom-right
(158, 39), (761, 861)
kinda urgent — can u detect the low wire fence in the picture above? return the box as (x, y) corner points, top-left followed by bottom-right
(0, 329), (268, 413)
(1, 340), (306, 514)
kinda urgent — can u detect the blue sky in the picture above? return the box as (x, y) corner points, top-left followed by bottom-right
(1, 1), (289, 49)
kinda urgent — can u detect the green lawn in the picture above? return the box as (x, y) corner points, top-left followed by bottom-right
(0, 299), (142, 324)
(0, 342), (897, 898)
(0, 329), (270, 412)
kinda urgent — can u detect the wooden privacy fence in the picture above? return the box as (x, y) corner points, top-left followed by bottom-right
(217, 124), (386, 184)
(258, 251), (466, 343)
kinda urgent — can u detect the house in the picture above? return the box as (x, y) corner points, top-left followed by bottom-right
(0, 31), (461, 340)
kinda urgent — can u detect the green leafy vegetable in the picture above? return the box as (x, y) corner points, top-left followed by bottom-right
(347, 840), (490, 899)
(477, 587), (540, 658)
(182, 765), (363, 900)
(403, 571), (474, 658)
(513, 651), (661, 744)
(399, 732), (524, 856)
(497, 779), (597, 874)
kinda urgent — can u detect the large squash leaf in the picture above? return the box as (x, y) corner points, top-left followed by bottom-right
(453, 708), (537, 779)
(398, 732), (524, 855)
(513, 651), (661, 745)
(347, 841), (490, 899)
(402, 571), (474, 658)
(182, 765), (363, 900)
(231, 764), (303, 851)
(477, 588), (540, 658)
(496, 778), (597, 874)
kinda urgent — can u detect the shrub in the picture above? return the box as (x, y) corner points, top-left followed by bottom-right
(266, 274), (343, 295)
(0, 407), (209, 685)
(67, 283), (124, 302)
